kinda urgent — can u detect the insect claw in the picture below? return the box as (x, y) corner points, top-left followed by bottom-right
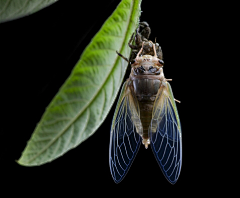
(174, 99), (181, 103)
(116, 51), (129, 63)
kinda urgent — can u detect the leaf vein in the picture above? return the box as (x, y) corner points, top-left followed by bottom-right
(76, 108), (90, 146)
(55, 98), (89, 106)
(42, 117), (71, 127)
(23, 0), (136, 164)
(65, 84), (99, 89)
(100, 87), (106, 121)
(51, 135), (61, 158)
(7, 0), (30, 19)
(67, 124), (74, 149)
(0, 0), (11, 14)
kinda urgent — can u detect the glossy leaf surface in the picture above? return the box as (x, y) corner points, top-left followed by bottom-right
(18, 0), (142, 166)
(0, 0), (58, 23)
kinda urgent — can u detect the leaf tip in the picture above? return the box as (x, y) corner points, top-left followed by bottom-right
(15, 159), (25, 166)
(16, 156), (31, 167)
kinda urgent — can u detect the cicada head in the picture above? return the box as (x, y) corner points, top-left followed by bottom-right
(132, 55), (161, 70)
(131, 41), (164, 74)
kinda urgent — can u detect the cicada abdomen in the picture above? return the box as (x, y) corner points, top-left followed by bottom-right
(131, 77), (161, 147)
(109, 23), (182, 184)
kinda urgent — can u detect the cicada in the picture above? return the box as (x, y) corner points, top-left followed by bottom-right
(109, 29), (182, 184)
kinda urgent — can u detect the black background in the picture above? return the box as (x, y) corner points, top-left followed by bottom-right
(0, 0), (222, 195)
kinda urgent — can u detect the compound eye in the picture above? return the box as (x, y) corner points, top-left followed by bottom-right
(158, 59), (164, 65)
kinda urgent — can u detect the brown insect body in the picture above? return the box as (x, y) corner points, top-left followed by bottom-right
(132, 78), (160, 145)
(110, 22), (182, 184)
(128, 42), (164, 148)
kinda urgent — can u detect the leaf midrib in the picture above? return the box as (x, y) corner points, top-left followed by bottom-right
(25, 2), (135, 164)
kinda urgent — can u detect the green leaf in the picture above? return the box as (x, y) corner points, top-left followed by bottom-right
(18, 0), (142, 166)
(0, 0), (58, 23)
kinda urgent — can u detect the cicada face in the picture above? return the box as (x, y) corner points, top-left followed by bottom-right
(109, 23), (182, 184)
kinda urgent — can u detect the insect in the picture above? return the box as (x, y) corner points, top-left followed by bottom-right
(109, 24), (182, 184)
(119, 22), (163, 65)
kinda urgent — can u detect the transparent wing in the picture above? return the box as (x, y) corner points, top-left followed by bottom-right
(149, 82), (182, 184)
(109, 80), (142, 183)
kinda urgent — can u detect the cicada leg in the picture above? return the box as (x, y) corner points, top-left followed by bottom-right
(116, 51), (129, 63)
